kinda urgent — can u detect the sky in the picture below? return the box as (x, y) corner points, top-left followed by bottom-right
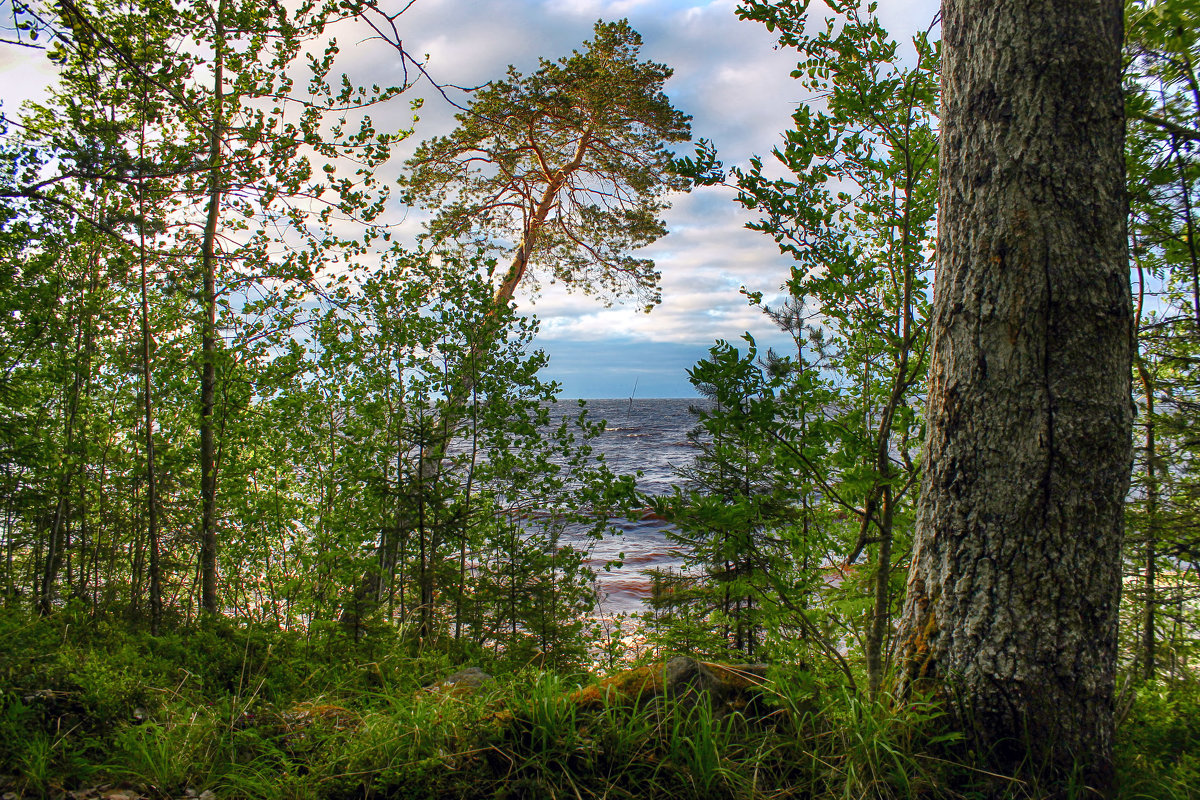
(0, 0), (940, 397)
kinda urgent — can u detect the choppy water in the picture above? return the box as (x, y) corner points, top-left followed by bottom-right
(546, 398), (709, 615)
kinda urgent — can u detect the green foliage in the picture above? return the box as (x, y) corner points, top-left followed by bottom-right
(1, 0), (1197, 795)
(113, 719), (219, 792)
(657, 0), (938, 698)
(0, 0), (636, 666)
(645, 337), (833, 666)
(1122, 0), (1200, 685)
(0, 0), (417, 622)
(290, 248), (636, 656)
(1116, 682), (1200, 799)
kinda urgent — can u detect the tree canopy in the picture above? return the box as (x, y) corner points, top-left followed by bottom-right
(401, 19), (692, 312)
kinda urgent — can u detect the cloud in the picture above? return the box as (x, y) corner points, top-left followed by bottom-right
(0, 0), (939, 394)
(355, 0), (936, 360)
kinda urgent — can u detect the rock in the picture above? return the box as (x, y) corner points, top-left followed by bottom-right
(662, 656), (769, 707)
(22, 688), (80, 716)
(570, 665), (659, 708)
(431, 667), (493, 694)
(573, 657), (772, 717)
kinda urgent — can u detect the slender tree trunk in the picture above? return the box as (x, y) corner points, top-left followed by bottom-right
(853, 327), (916, 701)
(140, 208), (163, 633)
(137, 76), (163, 635)
(199, 0), (227, 616)
(41, 265), (97, 615)
(130, 476), (145, 617)
(1173, 148), (1200, 326)
(416, 420), (435, 643)
(866, 482), (893, 701)
(895, 0), (1131, 792)
(455, 387), (480, 641)
(1130, 242), (1159, 683)
(1137, 361), (1157, 681)
(3, 463), (16, 603)
(40, 500), (68, 615)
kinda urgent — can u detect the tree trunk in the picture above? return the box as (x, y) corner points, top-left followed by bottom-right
(41, 265), (96, 616)
(1173, 148), (1200, 326)
(895, 0), (1131, 792)
(137, 74), (163, 635)
(198, 0), (227, 616)
(865, 482), (893, 701)
(1138, 360), (1157, 682)
(1132, 238), (1158, 683)
(141, 222), (162, 634)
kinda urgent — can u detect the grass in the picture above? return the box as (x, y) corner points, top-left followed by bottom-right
(0, 609), (1196, 799)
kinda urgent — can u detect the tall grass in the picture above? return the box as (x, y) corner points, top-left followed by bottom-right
(1, 611), (1195, 799)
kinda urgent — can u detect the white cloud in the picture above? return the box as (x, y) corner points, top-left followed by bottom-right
(0, 0), (940, 393)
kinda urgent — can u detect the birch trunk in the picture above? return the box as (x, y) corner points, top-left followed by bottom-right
(198, 0), (226, 616)
(895, 0), (1131, 791)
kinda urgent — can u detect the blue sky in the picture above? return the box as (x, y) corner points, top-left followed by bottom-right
(0, 0), (941, 398)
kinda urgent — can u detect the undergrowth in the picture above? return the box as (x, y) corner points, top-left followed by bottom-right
(0, 607), (1195, 799)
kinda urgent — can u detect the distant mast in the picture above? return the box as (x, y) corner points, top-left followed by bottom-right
(628, 377), (639, 412)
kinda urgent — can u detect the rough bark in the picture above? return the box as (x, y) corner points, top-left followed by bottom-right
(895, 0), (1131, 792)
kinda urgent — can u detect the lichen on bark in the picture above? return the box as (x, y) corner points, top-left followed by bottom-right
(895, 0), (1132, 793)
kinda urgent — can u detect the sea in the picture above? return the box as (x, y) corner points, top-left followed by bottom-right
(544, 397), (710, 616)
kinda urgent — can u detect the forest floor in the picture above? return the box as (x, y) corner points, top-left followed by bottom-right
(0, 608), (1196, 800)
